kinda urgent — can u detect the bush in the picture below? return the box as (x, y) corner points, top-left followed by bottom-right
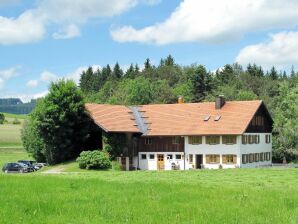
(12, 118), (21, 125)
(0, 113), (4, 124)
(76, 150), (111, 170)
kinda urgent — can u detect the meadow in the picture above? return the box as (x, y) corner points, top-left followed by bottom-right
(0, 169), (297, 224)
(0, 113), (25, 148)
(0, 113), (297, 224)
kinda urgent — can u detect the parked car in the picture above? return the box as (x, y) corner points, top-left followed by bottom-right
(33, 163), (47, 169)
(17, 160), (36, 172)
(2, 163), (28, 173)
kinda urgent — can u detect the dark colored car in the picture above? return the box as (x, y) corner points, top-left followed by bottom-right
(2, 163), (28, 173)
(18, 160), (36, 172)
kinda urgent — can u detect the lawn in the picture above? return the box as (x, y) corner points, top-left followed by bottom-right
(0, 148), (30, 168)
(0, 124), (23, 147)
(0, 168), (297, 224)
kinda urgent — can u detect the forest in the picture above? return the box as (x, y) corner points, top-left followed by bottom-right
(79, 55), (298, 163)
(0, 98), (36, 114)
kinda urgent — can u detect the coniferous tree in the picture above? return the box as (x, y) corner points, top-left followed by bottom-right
(112, 62), (123, 79)
(164, 55), (175, 66)
(125, 64), (135, 79)
(269, 66), (278, 80)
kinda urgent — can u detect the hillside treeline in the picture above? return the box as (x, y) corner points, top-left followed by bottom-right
(0, 98), (36, 114)
(79, 55), (298, 163)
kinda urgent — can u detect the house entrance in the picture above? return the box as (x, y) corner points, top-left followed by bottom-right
(157, 154), (164, 170)
(196, 154), (203, 169)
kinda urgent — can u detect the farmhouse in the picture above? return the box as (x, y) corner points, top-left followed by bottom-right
(86, 96), (273, 170)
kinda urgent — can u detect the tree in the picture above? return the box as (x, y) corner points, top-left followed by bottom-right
(112, 62), (123, 79)
(273, 84), (298, 162)
(246, 63), (264, 77)
(0, 113), (4, 124)
(269, 66), (278, 80)
(21, 119), (46, 162)
(79, 66), (94, 94)
(164, 55), (175, 66)
(189, 65), (213, 102)
(22, 80), (92, 164)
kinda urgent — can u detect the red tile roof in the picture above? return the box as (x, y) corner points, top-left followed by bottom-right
(86, 100), (264, 136)
(85, 104), (139, 133)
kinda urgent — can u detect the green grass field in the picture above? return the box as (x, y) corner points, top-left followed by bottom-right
(0, 169), (297, 224)
(0, 113), (297, 224)
(0, 112), (25, 147)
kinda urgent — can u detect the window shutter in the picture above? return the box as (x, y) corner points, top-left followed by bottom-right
(188, 136), (193, 144)
(216, 155), (220, 163)
(233, 155), (237, 164)
(222, 155), (227, 164)
(206, 155), (210, 164)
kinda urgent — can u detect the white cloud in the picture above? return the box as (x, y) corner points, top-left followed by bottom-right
(40, 71), (58, 82)
(0, 66), (20, 89)
(65, 65), (101, 84)
(39, 65), (101, 85)
(236, 31), (298, 69)
(26, 80), (39, 88)
(0, 0), (145, 45)
(6, 91), (49, 103)
(52, 24), (80, 39)
(0, 66), (19, 80)
(111, 0), (298, 45)
(0, 11), (45, 45)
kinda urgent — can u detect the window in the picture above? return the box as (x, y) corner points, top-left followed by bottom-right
(141, 154), (146, 160)
(206, 136), (220, 145)
(255, 135), (260, 144)
(248, 135), (254, 144)
(172, 136), (180, 144)
(145, 138), (152, 145)
(265, 134), (271, 144)
(266, 152), (271, 161)
(206, 154), (220, 164)
(189, 154), (193, 164)
(223, 154), (236, 164)
(214, 115), (221, 121)
(222, 135), (237, 145)
(149, 154), (155, 160)
(204, 115), (211, 121)
(246, 135), (260, 144)
(242, 154), (248, 164)
(256, 116), (264, 126)
(167, 154), (173, 160)
(175, 154), (182, 160)
(260, 152), (264, 162)
(249, 154), (255, 163)
(188, 136), (202, 145)
(242, 135), (248, 144)
(255, 153), (259, 162)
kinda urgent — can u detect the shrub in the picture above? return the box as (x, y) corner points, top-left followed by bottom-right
(0, 113), (4, 124)
(76, 150), (111, 170)
(12, 118), (21, 125)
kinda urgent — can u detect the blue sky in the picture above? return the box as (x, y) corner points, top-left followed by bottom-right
(0, 0), (298, 102)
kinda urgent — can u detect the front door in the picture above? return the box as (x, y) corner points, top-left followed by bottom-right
(157, 154), (164, 170)
(196, 154), (203, 169)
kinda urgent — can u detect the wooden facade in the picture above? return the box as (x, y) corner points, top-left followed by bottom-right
(137, 136), (184, 153)
(245, 103), (273, 133)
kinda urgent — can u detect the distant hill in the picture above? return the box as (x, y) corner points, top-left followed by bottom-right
(0, 98), (36, 114)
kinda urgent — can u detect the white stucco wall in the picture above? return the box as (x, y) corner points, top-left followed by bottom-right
(184, 136), (241, 169)
(137, 134), (272, 170)
(240, 133), (272, 168)
(138, 152), (185, 170)
(184, 134), (272, 169)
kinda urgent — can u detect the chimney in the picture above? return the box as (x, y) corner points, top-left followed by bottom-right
(178, 97), (184, 104)
(215, 95), (225, 109)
